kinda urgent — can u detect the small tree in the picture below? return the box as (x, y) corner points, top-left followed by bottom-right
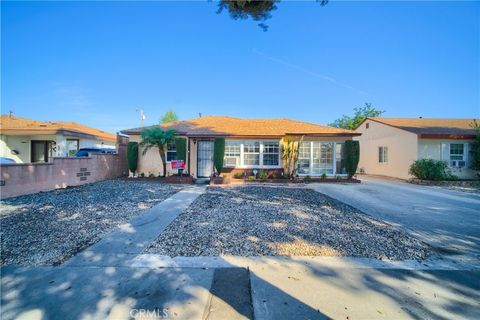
(329, 103), (385, 130)
(470, 119), (480, 177)
(281, 136), (300, 179)
(214, 138), (225, 175)
(160, 110), (179, 123)
(344, 140), (360, 178)
(140, 127), (176, 177)
(126, 142), (138, 175)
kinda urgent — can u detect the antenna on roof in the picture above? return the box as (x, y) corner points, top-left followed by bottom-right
(419, 116), (423, 119)
(136, 109), (145, 127)
(199, 113), (202, 118)
(9, 110), (14, 118)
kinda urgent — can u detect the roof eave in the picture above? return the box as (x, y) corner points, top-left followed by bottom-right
(418, 133), (476, 140)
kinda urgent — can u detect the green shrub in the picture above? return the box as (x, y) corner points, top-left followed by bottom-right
(247, 175), (255, 180)
(214, 138), (225, 174)
(321, 173), (327, 179)
(304, 175), (311, 180)
(344, 140), (360, 178)
(258, 170), (268, 179)
(233, 172), (244, 179)
(409, 159), (457, 181)
(126, 142), (138, 173)
(174, 137), (187, 161)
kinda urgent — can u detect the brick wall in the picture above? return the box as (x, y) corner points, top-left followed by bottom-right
(0, 135), (129, 199)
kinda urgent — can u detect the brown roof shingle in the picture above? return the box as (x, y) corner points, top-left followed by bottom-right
(362, 117), (479, 138)
(0, 115), (116, 142)
(122, 116), (358, 137)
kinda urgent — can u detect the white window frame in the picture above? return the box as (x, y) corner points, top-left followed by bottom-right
(243, 141), (261, 166)
(224, 140), (282, 169)
(224, 140), (241, 168)
(296, 141), (347, 177)
(166, 142), (176, 163)
(378, 146), (388, 164)
(449, 143), (466, 168)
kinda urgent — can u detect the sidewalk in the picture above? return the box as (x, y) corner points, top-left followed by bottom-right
(2, 256), (479, 320)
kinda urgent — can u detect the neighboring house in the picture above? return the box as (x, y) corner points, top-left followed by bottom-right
(121, 116), (360, 178)
(355, 117), (479, 179)
(0, 115), (116, 163)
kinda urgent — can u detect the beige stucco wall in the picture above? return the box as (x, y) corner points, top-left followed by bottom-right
(418, 139), (477, 179)
(355, 120), (418, 179)
(129, 135), (190, 177)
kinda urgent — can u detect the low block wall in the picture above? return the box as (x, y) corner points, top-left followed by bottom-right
(0, 154), (128, 199)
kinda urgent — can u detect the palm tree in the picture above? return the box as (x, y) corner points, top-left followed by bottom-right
(140, 127), (176, 177)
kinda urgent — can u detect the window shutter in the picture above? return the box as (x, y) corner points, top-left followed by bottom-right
(465, 143), (472, 168)
(441, 143), (449, 161)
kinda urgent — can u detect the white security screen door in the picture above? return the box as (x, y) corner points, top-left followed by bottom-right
(197, 141), (214, 177)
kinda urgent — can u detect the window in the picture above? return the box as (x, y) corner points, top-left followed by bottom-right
(450, 143), (465, 167)
(378, 146), (388, 163)
(67, 139), (79, 157)
(224, 141), (241, 167)
(297, 142), (311, 174)
(262, 142), (279, 166)
(243, 141), (260, 165)
(311, 142), (334, 175)
(166, 142), (176, 162)
(335, 143), (345, 174)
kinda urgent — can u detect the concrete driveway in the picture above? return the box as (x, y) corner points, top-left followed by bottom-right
(311, 176), (480, 262)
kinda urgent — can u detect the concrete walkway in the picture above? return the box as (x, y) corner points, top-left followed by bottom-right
(65, 186), (206, 267)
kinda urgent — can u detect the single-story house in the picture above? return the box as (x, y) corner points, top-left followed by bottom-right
(121, 116), (360, 178)
(354, 117), (479, 179)
(0, 115), (116, 163)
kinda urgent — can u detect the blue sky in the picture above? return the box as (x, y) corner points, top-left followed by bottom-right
(2, 1), (479, 133)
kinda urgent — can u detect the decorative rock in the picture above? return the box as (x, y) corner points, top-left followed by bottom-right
(0, 179), (184, 266)
(147, 186), (430, 260)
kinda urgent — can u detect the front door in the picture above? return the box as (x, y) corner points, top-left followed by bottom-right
(197, 141), (214, 178)
(31, 141), (49, 163)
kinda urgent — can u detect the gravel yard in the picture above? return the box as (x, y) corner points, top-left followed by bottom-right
(1, 179), (184, 266)
(147, 186), (430, 260)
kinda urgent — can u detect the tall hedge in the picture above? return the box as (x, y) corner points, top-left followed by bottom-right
(344, 140), (360, 178)
(174, 137), (187, 161)
(214, 138), (225, 174)
(126, 142), (138, 173)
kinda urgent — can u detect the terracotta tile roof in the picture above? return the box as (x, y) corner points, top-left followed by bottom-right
(363, 117), (479, 138)
(0, 115), (116, 142)
(122, 116), (358, 137)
